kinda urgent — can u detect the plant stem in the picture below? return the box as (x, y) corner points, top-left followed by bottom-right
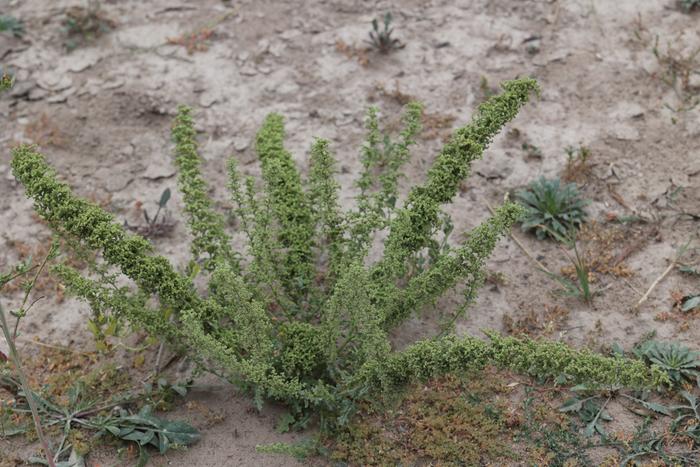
(0, 303), (56, 467)
(14, 246), (53, 339)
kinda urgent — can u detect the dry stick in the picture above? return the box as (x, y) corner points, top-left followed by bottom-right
(485, 202), (553, 275)
(634, 243), (689, 311)
(0, 304), (56, 467)
(15, 337), (94, 357)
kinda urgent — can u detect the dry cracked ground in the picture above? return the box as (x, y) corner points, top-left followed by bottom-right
(1, 0), (699, 465)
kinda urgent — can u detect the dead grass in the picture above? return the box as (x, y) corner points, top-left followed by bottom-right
(24, 113), (66, 148)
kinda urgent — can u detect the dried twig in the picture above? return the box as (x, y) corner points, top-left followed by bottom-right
(486, 201), (552, 274)
(634, 242), (691, 311)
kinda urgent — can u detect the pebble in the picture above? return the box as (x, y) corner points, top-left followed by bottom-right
(27, 87), (49, 101)
(199, 92), (218, 108)
(279, 29), (301, 40)
(239, 66), (258, 76)
(277, 82), (300, 94)
(232, 137), (249, 152)
(102, 79), (125, 90)
(36, 73), (72, 92)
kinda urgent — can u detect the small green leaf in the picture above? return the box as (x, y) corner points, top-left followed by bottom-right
(681, 295), (700, 312)
(159, 188), (171, 208)
(559, 398), (583, 412)
(276, 412), (296, 433)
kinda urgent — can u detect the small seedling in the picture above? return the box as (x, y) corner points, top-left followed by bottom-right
(367, 12), (404, 54)
(652, 35), (700, 113)
(1, 72), (14, 92)
(0, 15), (24, 37)
(562, 145), (592, 182)
(521, 142), (542, 159)
(124, 188), (175, 238)
(62, 1), (115, 51)
(516, 177), (589, 240)
(543, 229), (595, 304)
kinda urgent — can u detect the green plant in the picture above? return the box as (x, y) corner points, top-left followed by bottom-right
(562, 144), (592, 182)
(519, 390), (594, 466)
(62, 1), (114, 51)
(0, 15), (24, 37)
(2, 378), (199, 465)
(367, 12), (403, 53)
(521, 142), (543, 159)
(1, 72), (13, 92)
(680, 0), (700, 12)
(11, 78), (668, 445)
(635, 341), (700, 387)
(560, 394), (613, 437)
(124, 188), (176, 238)
(540, 228), (595, 304)
(1, 250), (58, 467)
(516, 177), (589, 240)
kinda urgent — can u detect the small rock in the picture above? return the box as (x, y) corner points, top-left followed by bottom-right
(94, 167), (133, 192)
(37, 73), (72, 92)
(230, 137), (248, 152)
(61, 49), (102, 73)
(476, 159), (513, 180)
(269, 41), (286, 57)
(27, 87), (49, 101)
(199, 91), (218, 108)
(102, 79), (125, 90)
(237, 51), (250, 62)
(279, 29), (301, 40)
(239, 66), (257, 76)
(335, 116), (354, 126)
(686, 158), (700, 177)
(277, 82), (300, 94)
(257, 38), (270, 53)
(120, 144), (135, 157)
(47, 87), (76, 104)
(257, 65), (272, 74)
(8, 80), (34, 98)
(609, 123), (640, 141)
(142, 162), (176, 180)
(688, 73), (700, 90)
(611, 101), (645, 120)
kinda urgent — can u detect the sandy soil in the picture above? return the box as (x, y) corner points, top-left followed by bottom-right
(1, 0), (699, 465)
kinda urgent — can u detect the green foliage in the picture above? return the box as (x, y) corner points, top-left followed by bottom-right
(517, 177), (588, 240)
(124, 188), (176, 238)
(543, 231), (594, 304)
(1, 72), (14, 92)
(0, 15), (24, 37)
(255, 113), (315, 303)
(62, 2), (114, 51)
(12, 78), (665, 438)
(635, 341), (700, 387)
(172, 106), (239, 272)
(367, 12), (403, 53)
(2, 379), (199, 465)
(680, 0), (700, 12)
